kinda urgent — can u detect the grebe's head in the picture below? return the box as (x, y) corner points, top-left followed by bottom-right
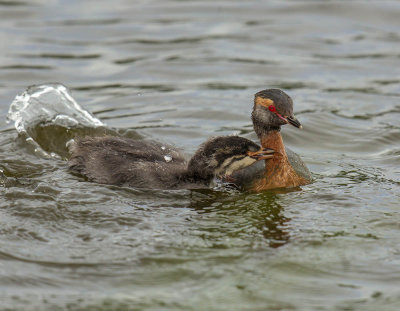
(252, 89), (302, 138)
(188, 136), (274, 179)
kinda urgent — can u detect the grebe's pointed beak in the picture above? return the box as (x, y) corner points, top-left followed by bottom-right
(248, 148), (275, 161)
(286, 116), (302, 129)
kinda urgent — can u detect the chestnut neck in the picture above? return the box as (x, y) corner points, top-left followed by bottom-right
(260, 130), (287, 162)
(252, 129), (310, 191)
(260, 130), (293, 184)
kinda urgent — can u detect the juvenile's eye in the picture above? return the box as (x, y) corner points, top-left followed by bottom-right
(268, 105), (276, 112)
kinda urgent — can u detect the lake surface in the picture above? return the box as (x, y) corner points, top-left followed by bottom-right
(0, 1), (399, 310)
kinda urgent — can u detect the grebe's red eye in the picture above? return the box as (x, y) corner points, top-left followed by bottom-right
(268, 105), (276, 112)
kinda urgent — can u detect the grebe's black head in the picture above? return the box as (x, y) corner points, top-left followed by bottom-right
(252, 89), (302, 139)
(187, 136), (274, 179)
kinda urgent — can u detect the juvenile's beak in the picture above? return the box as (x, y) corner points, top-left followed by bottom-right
(286, 116), (302, 129)
(248, 148), (275, 160)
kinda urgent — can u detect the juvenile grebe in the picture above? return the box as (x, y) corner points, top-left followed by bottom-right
(68, 136), (274, 190)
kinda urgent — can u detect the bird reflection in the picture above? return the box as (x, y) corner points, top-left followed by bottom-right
(187, 189), (292, 248)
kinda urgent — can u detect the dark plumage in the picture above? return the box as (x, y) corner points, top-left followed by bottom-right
(68, 136), (274, 190)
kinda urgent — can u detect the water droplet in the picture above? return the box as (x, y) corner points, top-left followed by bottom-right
(66, 139), (75, 149)
(161, 146), (166, 150)
(164, 155), (172, 162)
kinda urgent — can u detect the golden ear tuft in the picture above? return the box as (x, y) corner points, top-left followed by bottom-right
(255, 97), (274, 108)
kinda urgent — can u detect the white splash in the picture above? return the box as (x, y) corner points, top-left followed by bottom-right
(7, 83), (104, 134)
(6, 83), (105, 157)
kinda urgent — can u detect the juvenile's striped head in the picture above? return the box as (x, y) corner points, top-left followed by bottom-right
(188, 136), (274, 179)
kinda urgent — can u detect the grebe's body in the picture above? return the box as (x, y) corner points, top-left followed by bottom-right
(68, 136), (274, 190)
(251, 131), (310, 191)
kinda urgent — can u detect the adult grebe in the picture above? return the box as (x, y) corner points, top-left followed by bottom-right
(233, 89), (312, 191)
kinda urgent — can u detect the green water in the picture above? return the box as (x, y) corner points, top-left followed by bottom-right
(0, 1), (399, 310)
